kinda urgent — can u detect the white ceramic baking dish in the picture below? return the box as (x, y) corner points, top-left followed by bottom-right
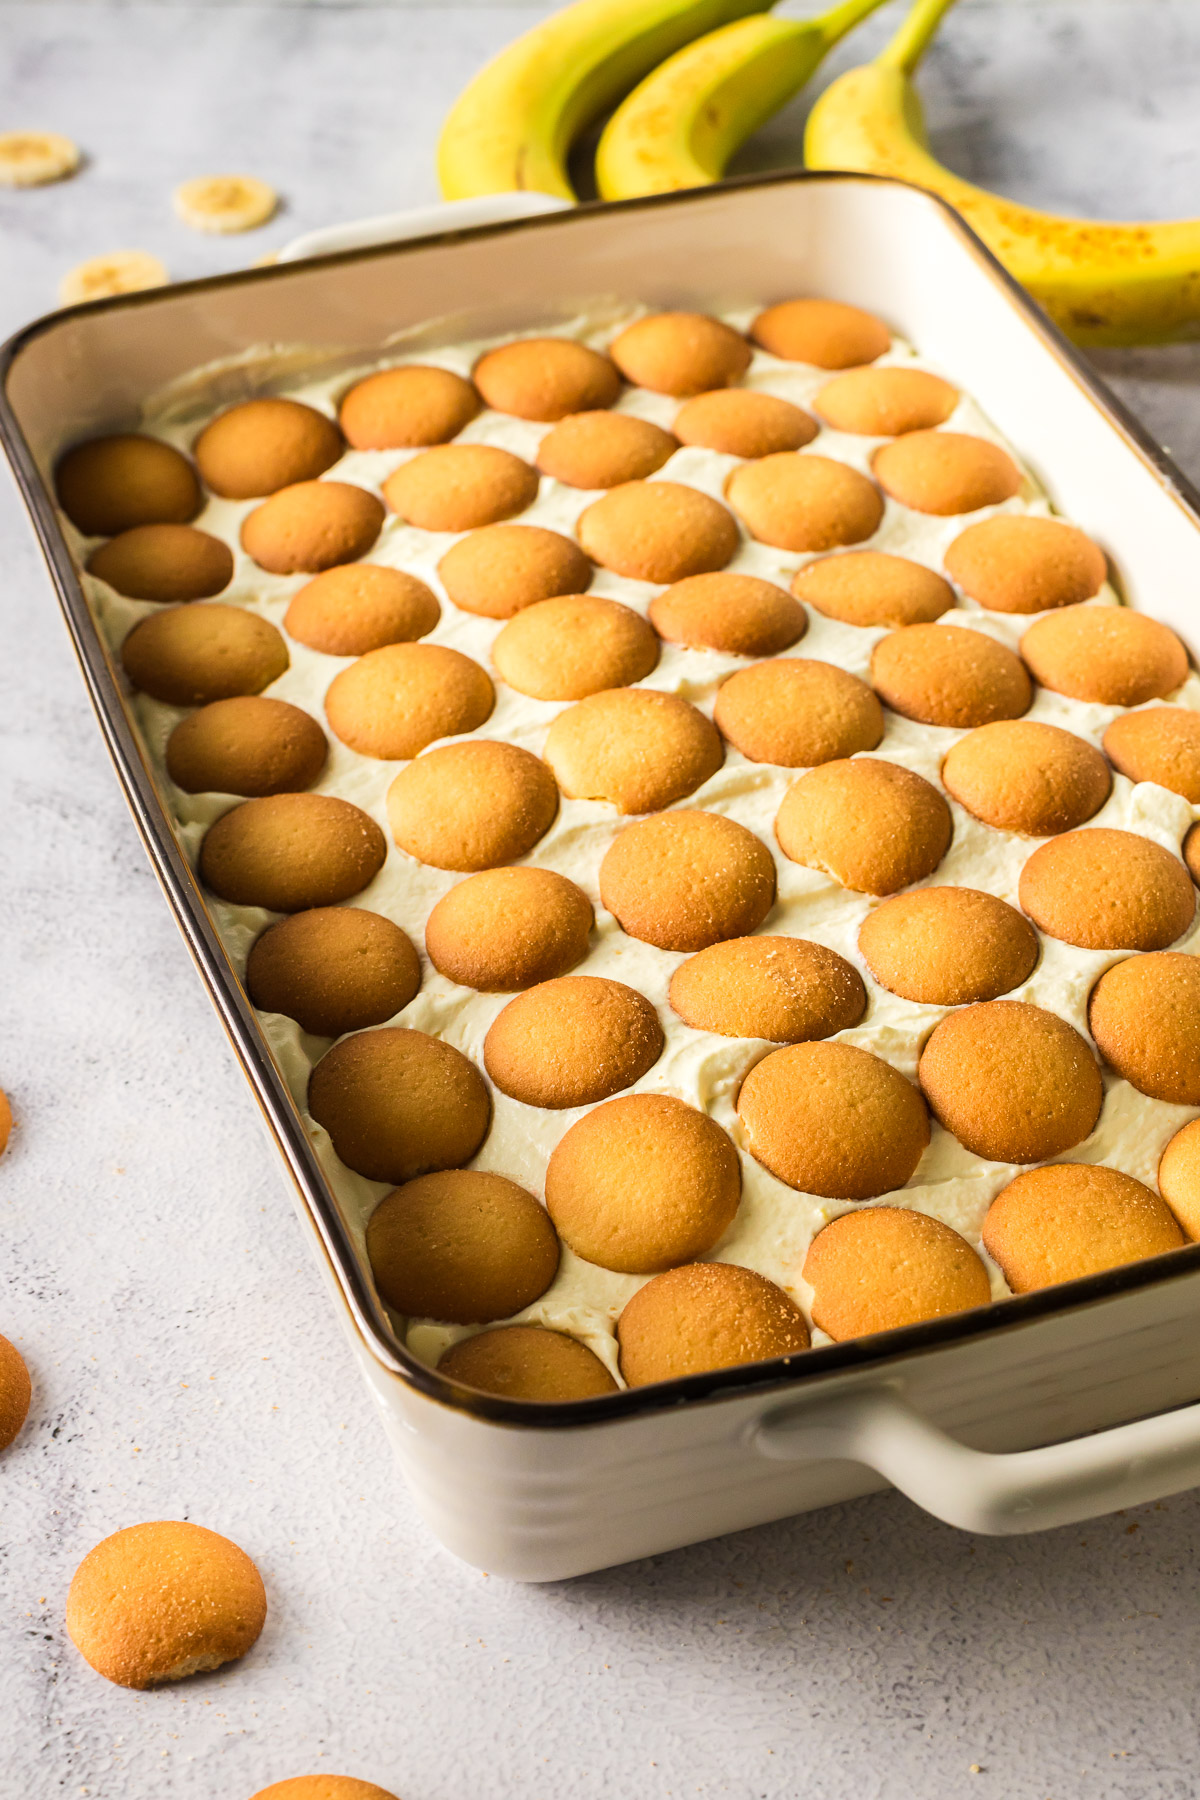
(7, 172), (1200, 1582)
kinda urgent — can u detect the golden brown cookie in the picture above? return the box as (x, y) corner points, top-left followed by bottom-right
(618, 1262), (809, 1387)
(870, 623), (1032, 729)
(873, 431), (1022, 515)
(649, 571), (806, 658)
(383, 444), (539, 533)
(576, 480), (738, 583)
(246, 906), (420, 1036)
(439, 1326), (617, 1401)
(609, 312), (751, 397)
(1021, 607), (1189, 706)
(600, 810), (776, 951)
(121, 603), (288, 705)
(55, 434), (201, 536)
(673, 389), (817, 458)
(366, 1170), (559, 1323)
(793, 550), (954, 628)
(1088, 952), (1200, 1105)
(387, 740), (558, 871)
(918, 1000), (1103, 1163)
(749, 298), (891, 369)
(250, 1779), (401, 1800)
(814, 367), (958, 437)
(545, 1093), (740, 1272)
(726, 453), (882, 553)
(1158, 1118), (1200, 1239)
(0, 1089), (10, 1160)
(484, 976), (663, 1108)
(944, 514), (1106, 613)
(942, 719), (1111, 835)
(166, 696), (327, 796)
(241, 481), (384, 575)
(1104, 708), (1200, 803)
(308, 1026), (490, 1183)
(285, 565), (440, 655)
(1187, 822), (1200, 887)
(200, 793), (387, 911)
(66, 1522), (266, 1688)
(804, 1207), (991, 1341)
(86, 523), (233, 603)
(1019, 828), (1195, 951)
(775, 758), (952, 895)
(983, 1163), (1185, 1293)
(437, 523), (592, 620)
(473, 338), (620, 421)
(714, 658), (883, 767)
(193, 398), (342, 499)
(858, 887), (1039, 1005)
(536, 411), (676, 489)
(545, 687), (722, 813)
(492, 594), (659, 701)
(338, 365), (479, 449)
(669, 935), (865, 1042)
(425, 867), (593, 990)
(0, 1333), (31, 1453)
(324, 642), (494, 760)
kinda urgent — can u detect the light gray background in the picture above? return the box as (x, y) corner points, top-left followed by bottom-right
(3, 5), (1200, 1797)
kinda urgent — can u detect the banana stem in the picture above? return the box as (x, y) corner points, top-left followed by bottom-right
(877, 0), (960, 75)
(816, 0), (894, 50)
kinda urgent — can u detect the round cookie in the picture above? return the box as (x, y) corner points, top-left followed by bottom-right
(600, 810), (776, 951)
(383, 444), (539, 533)
(814, 366), (958, 437)
(618, 1262), (809, 1387)
(484, 976), (663, 1108)
(439, 1326), (617, 1402)
(66, 1522), (266, 1688)
(545, 687), (722, 813)
(246, 907), (420, 1037)
(737, 1040), (929, 1199)
(942, 719), (1111, 836)
(944, 514), (1106, 614)
(726, 453), (882, 553)
(366, 1170), (559, 1323)
(338, 365), (478, 449)
(285, 565), (440, 655)
(609, 312), (751, 397)
(492, 594), (659, 701)
(193, 397), (342, 499)
(166, 696), (327, 796)
(387, 740), (557, 871)
(873, 431), (1022, 515)
(0, 1088), (10, 1160)
(0, 1333), (31, 1453)
(1088, 952), (1200, 1105)
(775, 758), (952, 896)
(982, 1163), (1185, 1293)
(55, 434), (201, 536)
(576, 480), (738, 583)
(1021, 607), (1188, 706)
(793, 550), (954, 628)
(437, 523), (592, 620)
(1019, 828), (1195, 950)
(714, 658), (883, 767)
(1158, 1118), (1200, 1239)
(545, 1093), (740, 1273)
(870, 623), (1032, 729)
(669, 935), (865, 1042)
(536, 411), (676, 489)
(1104, 707), (1200, 803)
(858, 887), (1039, 1006)
(918, 1000), (1103, 1164)
(86, 523), (233, 603)
(241, 481), (384, 575)
(673, 389), (817, 458)
(200, 793), (387, 911)
(1188, 822), (1200, 888)
(749, 298), (891, 369)
(425, 867), (593, 990)
(121, 603), (288, 705)
(308, 1026), (490, 1183)
(649, 571), (806, 658)
(804, 1207), (991, 1341)
(250, 1779), (401, 1800)
(473, 338), (620, 421)
(324, 642), (494, 760)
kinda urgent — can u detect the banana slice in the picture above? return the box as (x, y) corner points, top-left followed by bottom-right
(0, 131), (80, 187)
(173, 174), (277, 235)
(59, 251), (169, 307)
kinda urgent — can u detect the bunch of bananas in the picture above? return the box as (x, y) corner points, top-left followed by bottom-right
(437, 0), (1200, 347)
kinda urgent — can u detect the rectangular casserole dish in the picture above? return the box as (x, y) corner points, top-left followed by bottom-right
(7, 171), (1200, 1582)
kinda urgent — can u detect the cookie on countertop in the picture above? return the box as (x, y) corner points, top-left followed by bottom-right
(308, 1026), (490, 1183)
(387, 740), (558, 871)
(609, 311), (751, 396)
(56, 434), (201, 536)
(944, 514), (1106, 613)
(121, 603), (288, 705)
(383, 444), (539, 533)
(241, 480), (385, 575)
(714, 658), (883, 766)
(492, 594), (659, 700)
(749, 299), (891, 369)
(473, 338), (620, 421)
(324, 641), (494, 760)
(669, 935), (865, 1042)
(618, 1262), (809, 1387)
(246, 906), (420, 1037)
(0, 1333), (31, 1453)
(438, 523), (592, 620)
(1021, 607), (1188, 706)
(650, 571), (807, 658)
(942, 719), (1111, 836)
(577, 479), (739, 583)
(201, 792), (386, 912)
(1019, 828), (1195, 950)
(673, 389), (817, 458)
(250, 1778), (402, 1800)
(439, 1326), (618, 1401)
(814, 367), (958, 437)
(425, 867), (593, 990)
(484, 976), (663, 1108)
(982, 1162), (1185, 1293)
(870, 623), (1032, 729)
(775, 757), (952, 896)
(858, 887), (1039, 1006)
(166, 695), (327, 796)
(0, 1089), (10, 1160)
(285, 564), (440, 655)
(544, 687), (722, 813)
(804, 1207), (991, 1341)
(1158, 1118), (1200, 1240)
(86, 523), (233, 604)
(1103, 707), (1200, 803)
(726, 453), (882, 553)
(1088, 952), (1200, 1105)
(536, 411), (676, 489)
(338, 365), (479, 449)
(194, 397), (342, 499)
(600, 810), (776, 951)
(793, 550), (954, 628)
(873, 431), (1022, 515)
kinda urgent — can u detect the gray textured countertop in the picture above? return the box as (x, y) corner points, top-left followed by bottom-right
(3, 6), (1200, 1797)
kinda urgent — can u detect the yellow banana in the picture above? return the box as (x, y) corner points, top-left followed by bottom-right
(595, 0), (887, 201)
(804, 0), (1200, 346)
(438, 0), (774, 202)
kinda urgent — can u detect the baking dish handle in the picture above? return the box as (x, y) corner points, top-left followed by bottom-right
(277, 192), (573, 263)
(755, 1385), (1200, 1534)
